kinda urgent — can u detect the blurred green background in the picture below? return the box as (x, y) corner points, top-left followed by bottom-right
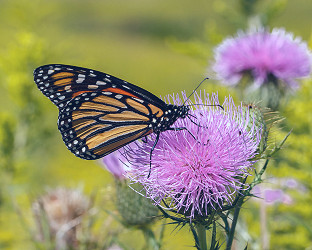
(0, 0), (312, 249)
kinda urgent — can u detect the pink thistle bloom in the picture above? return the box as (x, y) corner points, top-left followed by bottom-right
(101, 151), (128, 180)
(123, 92), (262, 218)
(252, 186), (294, 205)
(264, 189), (284, 204)
(213, 28), (311, 89)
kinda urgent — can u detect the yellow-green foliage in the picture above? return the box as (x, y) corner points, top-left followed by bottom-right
(266, 78), (312, 249)
(0, 0), (312, 249)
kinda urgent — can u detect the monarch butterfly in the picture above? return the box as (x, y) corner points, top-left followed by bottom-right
(34, 64), (197, 162)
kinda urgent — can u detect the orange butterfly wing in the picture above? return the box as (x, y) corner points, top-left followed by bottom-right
(34, 64), (170, 159)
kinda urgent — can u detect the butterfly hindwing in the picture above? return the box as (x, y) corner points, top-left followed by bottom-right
(58, 91), (153, 159)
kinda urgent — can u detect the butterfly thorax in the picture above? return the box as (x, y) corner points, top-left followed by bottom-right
(151, 104), (189, 133)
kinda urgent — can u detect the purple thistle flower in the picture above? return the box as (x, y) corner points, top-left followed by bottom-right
(284, 178), (297, 188)
(101, 151), (127, 180)
(213, 28), (311, 89)
(252, 186), (294, 205)
(264, 189), (284, 204)
(123, 92), (262, 218)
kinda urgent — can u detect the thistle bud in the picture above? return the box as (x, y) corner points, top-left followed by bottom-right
(116, 181), (159, 226)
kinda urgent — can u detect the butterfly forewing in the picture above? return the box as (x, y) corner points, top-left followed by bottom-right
(34, 64), (167, 110)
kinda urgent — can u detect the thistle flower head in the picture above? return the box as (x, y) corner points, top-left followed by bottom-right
(123, 92), (262, 218)
(213, 28), (312, 89)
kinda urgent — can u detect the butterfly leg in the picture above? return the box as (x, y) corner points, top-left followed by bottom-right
(168, 127), (198, 142)
(148, 132), (160, 178)
(169, 127), (209, 146)
(142, 136), (148, 143)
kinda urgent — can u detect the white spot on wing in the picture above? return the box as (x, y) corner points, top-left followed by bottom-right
(96, 81), (106, 85)
(76, 74), (85, 83)
(88, 85), (99, 89)
(133, 97), (144, 103)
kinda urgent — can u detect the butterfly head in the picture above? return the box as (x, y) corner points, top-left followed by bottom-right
(165, 104), (189, 121)
(178, 105), (190, 119)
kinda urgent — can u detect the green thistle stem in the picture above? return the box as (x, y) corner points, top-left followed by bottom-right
(226, 158), (271, 249)
(196, 223), (207, 250)
(141, 227), (160, 250)
(210, 221), (217, 250)
(249, 159), (270, 190)
(225, 196), (244, 250)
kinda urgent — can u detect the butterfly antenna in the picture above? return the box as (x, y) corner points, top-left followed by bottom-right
(187, 103), (224, 110)
(183, 77), (209, 106)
